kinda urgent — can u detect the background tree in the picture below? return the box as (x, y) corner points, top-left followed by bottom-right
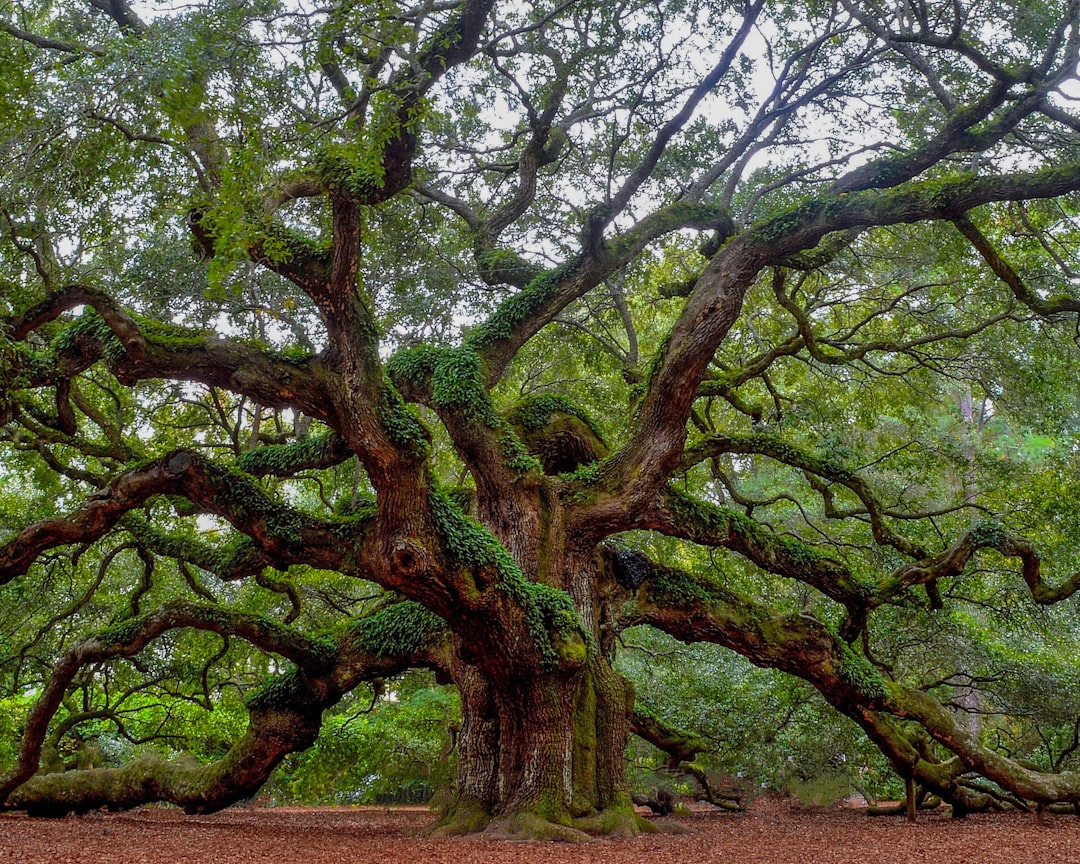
(3, 0), (1080, 838)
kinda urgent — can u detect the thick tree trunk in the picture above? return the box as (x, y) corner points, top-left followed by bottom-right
(430, 485), (649, 838)
(436, 651), (646, 839)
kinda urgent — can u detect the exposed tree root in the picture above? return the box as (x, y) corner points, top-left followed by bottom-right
(425, 795), (491, 836)
(574, 803), (659, 838)
(485, 812), (592, 843)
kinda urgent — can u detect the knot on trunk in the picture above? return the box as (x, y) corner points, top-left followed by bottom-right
(390, 538), (432, 577)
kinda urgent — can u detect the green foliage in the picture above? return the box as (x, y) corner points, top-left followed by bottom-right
(235, 433), (340, 476)
(3, 0), (1080, 823)
(498, 427), (542, 478)
(265, 673), (458, 805)
(52, 309), (126, 365)
(349, 601), (449, 657)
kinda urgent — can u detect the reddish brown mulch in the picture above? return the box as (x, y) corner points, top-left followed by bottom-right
(2, 796), (1079, 864)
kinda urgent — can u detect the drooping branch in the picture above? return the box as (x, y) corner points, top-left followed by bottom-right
(629, 709), (746, 813)
(0, 449), (356, 585)
(613, 547), (1080, 811)
(0, 600), (337, 807)
(611, 547), (887, 714)
(121, 516), (272, 584)
(634, 489), (869, 616)
(952, 215), (1080, 318)
(681, 432), (927, 559)
(0, 599), (452, 816)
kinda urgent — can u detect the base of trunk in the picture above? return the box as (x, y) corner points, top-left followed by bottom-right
(430, 794), (661, 840)
(486, 812), (593, 843)
(425, 794), (492, 836)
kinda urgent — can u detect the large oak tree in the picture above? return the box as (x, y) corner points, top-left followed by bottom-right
(3, 0), (1080, 838)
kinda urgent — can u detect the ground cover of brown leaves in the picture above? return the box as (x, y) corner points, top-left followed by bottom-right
(2, 795), (1079, 864)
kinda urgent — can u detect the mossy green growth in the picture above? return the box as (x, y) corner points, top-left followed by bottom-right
(1, 337), (53, 388)
(387, 344), (498, 426)
(349, 601), (449, 657)
(235, 433), (342, 476)
(51, 309), (126, 364)
(429, 490), (588, 669)
(130, 314), (210, 350)
(836, 642), (887, 701)
(971, 519), (1008, 548)
(476, 247), (544, 285)
(257, 220), (332, 265)
(95, 614), (150, 647)
(506, 394), (605, 441)
(248, 666), (304, 710)
(208, 534), (265, 576)
(312, 92), (411, 196)
(429, 488), (521, 573)
(478, 247), (523, 272)
(430, 794), (492, 836)
(430, 346), (498, 424)
(205, 462), (317, 549)
(559, 459), (603, 490)
(645, 561), (713, 607)
(666, 488), (830, 574)
(753, 197), (829, 244)
(376, 381), (432, 458)
(499, 427), (542, 478)
(466, 256), (581, 348)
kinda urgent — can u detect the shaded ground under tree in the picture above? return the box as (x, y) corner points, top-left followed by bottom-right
(4, 800), (1080, 864)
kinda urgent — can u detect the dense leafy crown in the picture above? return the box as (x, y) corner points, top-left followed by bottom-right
(2, 0), (1080, 821)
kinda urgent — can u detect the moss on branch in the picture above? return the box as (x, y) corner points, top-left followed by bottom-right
(429, 490), (588, 669)
(466, 258), (580, 350)
(347, 600), (450, 657)
(235, 432), (353, 477)
(505, 394), (607, 475)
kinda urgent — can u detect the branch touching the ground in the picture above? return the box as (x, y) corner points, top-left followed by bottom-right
(612, 546), (1080, 811)
(0, 599), (452, 815)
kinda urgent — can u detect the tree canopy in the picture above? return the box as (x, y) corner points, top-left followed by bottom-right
(2, 0), (1080, 838)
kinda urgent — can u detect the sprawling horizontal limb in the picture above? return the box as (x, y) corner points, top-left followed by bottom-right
(0, 449), (356, 584)
(0, 599), (452, 815)
(3, 286), (338, 424)
(611, 547), (1080, 810)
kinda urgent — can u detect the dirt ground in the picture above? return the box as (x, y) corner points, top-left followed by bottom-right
(2, 796), (1079, 864)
